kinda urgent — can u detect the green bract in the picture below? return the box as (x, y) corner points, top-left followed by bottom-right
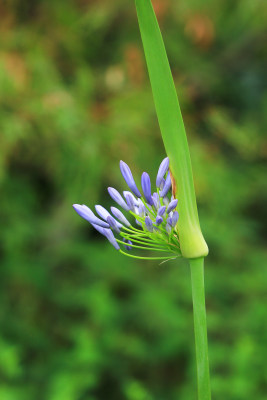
(135, 0), (208, 259)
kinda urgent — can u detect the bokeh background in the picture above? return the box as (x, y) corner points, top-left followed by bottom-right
(0, 0), (267, 399)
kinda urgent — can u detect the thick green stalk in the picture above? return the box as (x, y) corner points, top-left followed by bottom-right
(135, 0), (208, 258)
(190, 257), (211, 400)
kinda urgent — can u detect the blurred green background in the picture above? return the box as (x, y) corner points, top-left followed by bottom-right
(0, 0), (266, 399)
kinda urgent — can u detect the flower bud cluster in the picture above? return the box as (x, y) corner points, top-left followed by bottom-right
(73, 157), (181, 260)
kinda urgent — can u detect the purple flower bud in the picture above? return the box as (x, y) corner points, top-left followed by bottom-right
(95, 205), (122, 228)
(145, 216), (153, 232)
(160, 172), (171, 197)
(156, 157), (169, 187)
(167, 216), (173, 226)
(123, 191), (139, 206)
(73, 204), (110, 228)
(108, 187), (129, 211)
(91, 223), (108, 236)
(95, 205), (109, 220)
(157, 205), (166, 216)
(126, 242), (132, 251)
(137, 202), (146, 217)
(159, 178), (165, 191)
(152, 192), (160, 209)
(163, 197), (169, 206)
(91, 224), (119, 250)
(167, 199), (178, 213)
(140, 206), (147, 217)
(136, 219), (142, 226)
(136, 198), (145, 211)
(120, 160), (141, 198)
(107, 216), (120, 234)
(111, 207), (131, 227)
(104, 229), (120, 250)
(123, 238), (132, 251)
(165, 223), (172, 234)
(171, 211), (179, 227)
(141, 172), (153, 206)
(125, 193), (135, 211)
(156, 216), (163, 225)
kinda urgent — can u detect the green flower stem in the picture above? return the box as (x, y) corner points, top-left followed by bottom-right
(122, 226), (141, 234)
(119, 250), (177, 260)
(141, 197), (157, 216)
(121, 231), (179, 248)
(121, 229), (163, 243)
(120, 235), (175, 250)
(116, 239), (175, 253)
(190, 257), (211, 400)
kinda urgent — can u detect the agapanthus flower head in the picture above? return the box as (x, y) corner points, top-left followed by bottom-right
(73, 157), (181, 261)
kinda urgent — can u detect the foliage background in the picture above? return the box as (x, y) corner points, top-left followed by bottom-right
(0, 0), (266, 399)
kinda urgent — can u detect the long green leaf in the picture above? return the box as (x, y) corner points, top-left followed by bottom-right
(135, 0), (208, 258)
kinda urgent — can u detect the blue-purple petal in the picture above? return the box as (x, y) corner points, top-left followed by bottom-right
(91, 224), (119, 250)
(172, 211), (179, 227)
(95, 205), (122, 228)
(123, 238), (132, 251)
(159, 178), (165, 191)
(107, 215), (120, 234)
(156, 216), (163, 226)
(152, 192), (160, 209)
(137, 202), (146, 217)
(125, 193), (135, 211)
(156, 157), (169, 187)
(108, 187), (129, 211)
(160, 172), (172, 197)
(123, 191), (139, 206)
(104, 229), (120, 250)
(111, 207), (131, 227)
(165, 223), (172, 234)
(120, 160), (141, 198)
(91, 223), (109, 236)
(167, 216), (173, 226)
(145, 216), (153, 232)
(95, 205), (110, 220)
(167, 199), (178, 214)
(73, 204), (109, 228)
(141, 172), (153, 206)
(157, 205), (166, 217)
(163, 197), (169, 206)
